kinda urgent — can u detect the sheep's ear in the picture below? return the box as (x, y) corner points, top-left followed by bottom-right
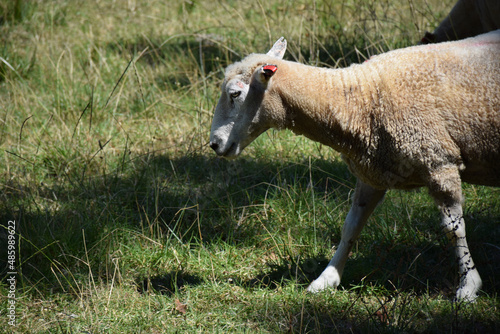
(266, 37), (287, 59)
(253, 64), (278, 88)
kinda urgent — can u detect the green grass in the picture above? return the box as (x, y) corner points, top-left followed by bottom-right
(1, 0), (499, 332)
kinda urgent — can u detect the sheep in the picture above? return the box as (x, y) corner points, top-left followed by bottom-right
(421, 0), (500, 44)
(209, 31), (500, 301)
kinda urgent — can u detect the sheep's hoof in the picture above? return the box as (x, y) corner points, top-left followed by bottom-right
(306, 281), (324, 293)
(455, 270), (482, 302)
(307, 268), (341, 293)
(455, 286), (480, 303)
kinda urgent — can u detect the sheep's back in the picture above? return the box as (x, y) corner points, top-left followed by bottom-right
(358, 30), (500, 187)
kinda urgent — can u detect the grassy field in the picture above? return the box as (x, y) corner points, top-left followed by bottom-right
(0, 0), (499, 332)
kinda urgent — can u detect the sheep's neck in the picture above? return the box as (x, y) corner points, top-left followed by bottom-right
(278, 62), (379, 160)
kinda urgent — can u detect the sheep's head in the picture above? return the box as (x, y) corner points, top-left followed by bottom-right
(209, 37), (287, 158)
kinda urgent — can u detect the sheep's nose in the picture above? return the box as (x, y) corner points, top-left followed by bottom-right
(209, 142), (219, 152)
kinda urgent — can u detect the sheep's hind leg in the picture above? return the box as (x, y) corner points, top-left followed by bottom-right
(307, 180), (386, 293)
(440, 203), (482, 301)
(429, 167), (482, 301)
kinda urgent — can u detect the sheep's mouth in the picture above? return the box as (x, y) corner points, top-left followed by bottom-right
(219, 142), (239, 159)
(222, 143), (240, 159)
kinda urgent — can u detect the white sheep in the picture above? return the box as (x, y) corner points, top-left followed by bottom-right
(421, 0), (500, 44)
(209, 31), (500, 301)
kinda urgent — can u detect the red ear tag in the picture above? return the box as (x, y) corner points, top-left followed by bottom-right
(263, 64), (278, 76)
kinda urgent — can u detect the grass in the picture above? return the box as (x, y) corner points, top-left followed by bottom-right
(0, 0), (499, 332)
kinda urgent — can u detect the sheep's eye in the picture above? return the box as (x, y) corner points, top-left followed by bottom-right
(230, 91), (241, 99)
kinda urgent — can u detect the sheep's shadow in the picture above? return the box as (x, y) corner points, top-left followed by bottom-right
(2, 151), (498, 301)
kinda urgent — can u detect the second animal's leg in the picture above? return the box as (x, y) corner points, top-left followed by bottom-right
(307, 180), (386, 293)
(429, 166), (482, 301)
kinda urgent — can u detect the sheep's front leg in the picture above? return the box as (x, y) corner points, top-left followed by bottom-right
(307, 180), (386, 293)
